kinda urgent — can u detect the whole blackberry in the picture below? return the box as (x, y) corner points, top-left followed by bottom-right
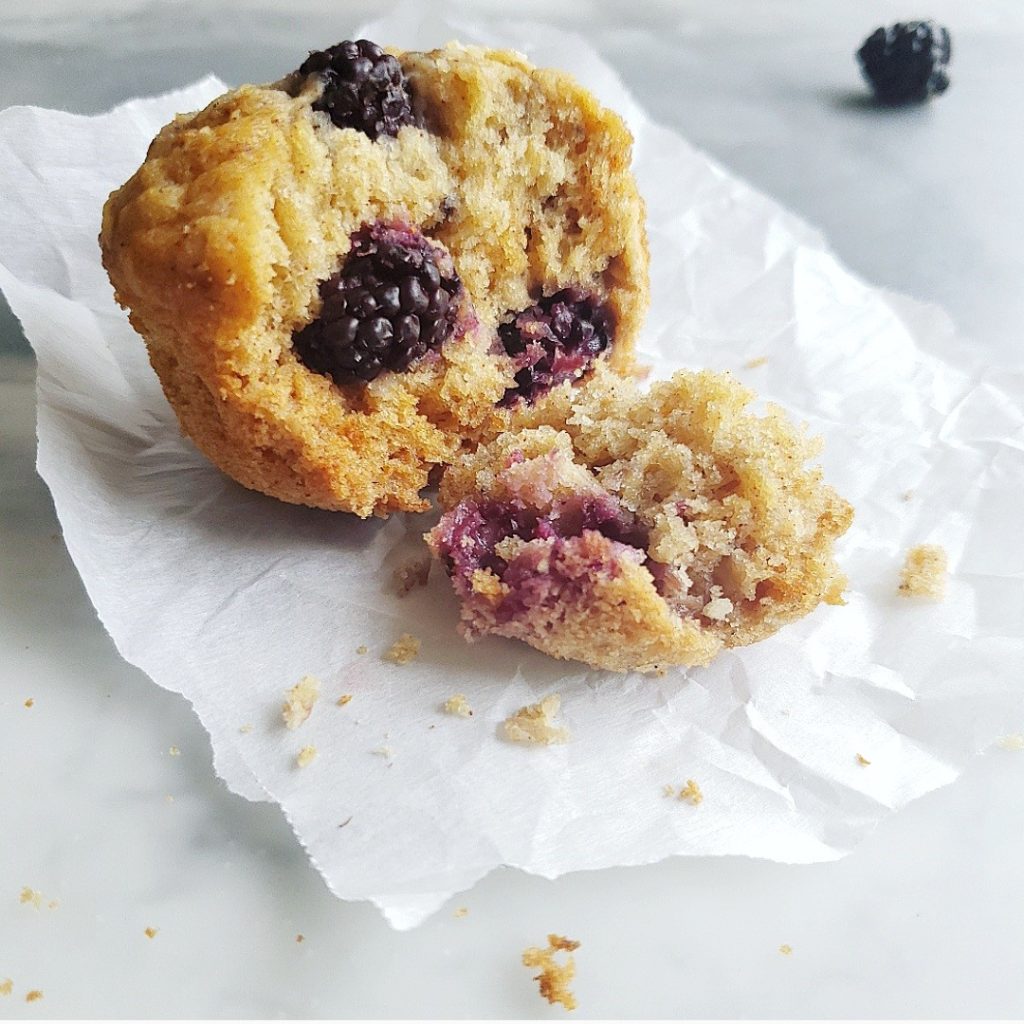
(499, 288), (613, 404)
(293, 222), (461, 386)
(298, 39), (418, 139)
(856, 21), (951, 104)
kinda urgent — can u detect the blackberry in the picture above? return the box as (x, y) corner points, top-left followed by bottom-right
(856, 21), (951, 104)
(499, 288), (613, 404)
(293, 222), (461, 385)
(298, 39), (418, 139)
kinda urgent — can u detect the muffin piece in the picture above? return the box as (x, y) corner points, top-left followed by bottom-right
(100, 40), (648, 516)
(427, 368), (853, 672)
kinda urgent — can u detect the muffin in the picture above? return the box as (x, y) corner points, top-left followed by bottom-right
(427, 367), (853, 672)
(100, 40), (649, 516)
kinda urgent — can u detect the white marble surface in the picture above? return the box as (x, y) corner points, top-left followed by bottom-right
(2, 0), (1023, 1017)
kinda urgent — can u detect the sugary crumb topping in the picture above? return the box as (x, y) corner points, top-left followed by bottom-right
(296, 745), (318, 768)
(283, 675), (321, 729)
(898, 543), (948, 599)
(442, 694), (473, 717)
(522, 934), (581, 1011)
(384, 633), (421, 664)
(502, 694), (570, 745)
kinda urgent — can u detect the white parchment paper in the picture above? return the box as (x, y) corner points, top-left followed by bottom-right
(2, 9), (1022, 929)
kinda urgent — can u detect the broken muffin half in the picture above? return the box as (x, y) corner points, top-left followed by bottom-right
(427, 366), (853, 672)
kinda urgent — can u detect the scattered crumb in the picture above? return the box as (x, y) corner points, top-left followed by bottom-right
(144, 927), (158, 939)
(900, 490), (914, 502)
(25, 990), (43, 1003)
(296, 745), (318, 768)
(898, 543), (948, 600)
(522, 934), (580, 1011)
(239, 723), (253, 734)
(744, 355), (769, 369)
(779, 944), (793, 956)
(678, 779), (704, 806)
(296, 933), (304, 943)
(338, 816), (353, 829)
(631, 363), (652, 381)
(0, 979), (12, 996)
(393, 555), (431, 596)
(337, 694), (353, 707)
(662, 783), (676, 798)
(282, 675), (320, 730)
(47, 900), (58, 910)
(997, 734), (1024, 751)
(502, 694), (570, 745)
(383, 633), (421, 665)
(454, 906), (469, 918)
(23, 698), (34, 709)
(442, 694), (473, 718)
(19, 887), (40, 907)
(356, 644), (368, 655)
(372, 746), (393, 760)
(164, 794), (175, 804)
(701, 596), (734, 621)
(856, 753), (871, 766)
(168, 746), (181, 757)
(652, 666), (667, 678)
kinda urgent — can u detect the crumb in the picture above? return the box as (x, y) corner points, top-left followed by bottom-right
(239, 723), (253, 734)
(632, 363), (652, 381)
(383, 633), (421, 665)
(144, 927), (158, 939)
(502, 694), (570, 745)
(678, 779), (703, 805)
(442, 694), (473, 717)
(898, 543), (948, 600)
(662, 783), (676, 797)
(168, 746), (180, 757)
(25, 990), (43, 1003)
(282, 674), (320, 729)
(779, 944), (793, 956)
(19, 887), (43, 909)
(372, 746), (393, 759)
(23, 698), (34, 708)
(356, 645), (368, 655)
(653, 666), (667, 678)
(454, 906), (469, 918)
(337, 694), (353, 707)
(744, 355), (769, 369)
(296, 745), (317, 768)
(900, 490), (914, 502)
(165, 794), (175, 804)
(296, 933), (304, 943)
(337, 816), (353, 829)
(997, 734), (1024, 751)
(856, 753), (871, 766)
(701, 596), (733, 621)
(0, 979), (12, 996)
(393, 555), (431, 596)
(522, 934), (580, 1011)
